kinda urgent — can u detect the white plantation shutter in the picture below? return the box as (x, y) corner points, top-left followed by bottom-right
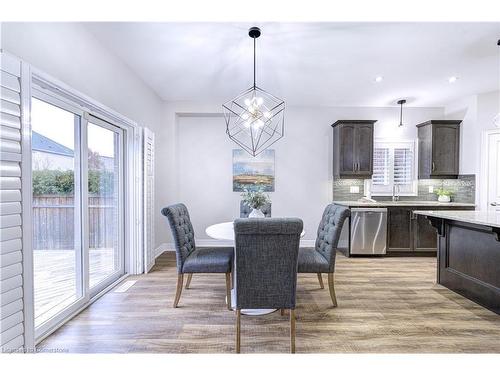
(0, 52), (26, 352)
(372, 148), (390, 186)
(394, 148), (413, 186)
(143, 128), (155, 273)
(371, 141), (416, 196)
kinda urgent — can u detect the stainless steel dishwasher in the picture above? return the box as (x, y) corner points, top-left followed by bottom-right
(350, 208), (387, 255)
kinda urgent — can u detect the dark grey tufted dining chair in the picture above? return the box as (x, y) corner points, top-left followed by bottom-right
(233, 218), (303, 353)
(297, 204), (350, 307)
(161, 203), (234, 309)
(240, 201), (272, 218)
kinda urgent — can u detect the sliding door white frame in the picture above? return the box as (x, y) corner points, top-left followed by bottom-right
(22, 68), (144, 345)
(30, 88), (88, 341)
(31, 68), (143, 274)
(85, 113), (126, 298)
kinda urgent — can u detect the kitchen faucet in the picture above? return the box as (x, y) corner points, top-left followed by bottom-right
(392, 185), (400, 202)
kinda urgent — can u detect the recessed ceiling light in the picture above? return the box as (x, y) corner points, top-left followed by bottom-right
(374, 76), (383, 83)
(448, 76), (458, 83)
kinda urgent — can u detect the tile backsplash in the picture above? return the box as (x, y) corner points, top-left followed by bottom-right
(332, 179), (366, 201)
(415, 175), (475, 203)
(333, 175), (475, 204)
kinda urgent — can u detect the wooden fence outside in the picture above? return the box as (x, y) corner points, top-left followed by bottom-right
(32, 195), (117, 250)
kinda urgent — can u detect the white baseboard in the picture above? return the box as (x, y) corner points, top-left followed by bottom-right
(195, 239), (234, 247)
(300, 239), (315, 247)
(155, 243), (170, 258)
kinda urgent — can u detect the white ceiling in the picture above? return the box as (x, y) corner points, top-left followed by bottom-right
(85, 22), (500, 107)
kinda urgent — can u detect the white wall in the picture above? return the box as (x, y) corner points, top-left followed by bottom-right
(445, 90), (500, 205)
(0, 22), (166, 248)
(163, 102), (444, 244)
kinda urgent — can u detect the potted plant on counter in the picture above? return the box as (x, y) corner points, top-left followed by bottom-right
(435, 187), (453, 203)
(241, 187), (271, 218)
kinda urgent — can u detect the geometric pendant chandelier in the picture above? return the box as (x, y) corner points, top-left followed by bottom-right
(223, 27), (285, 157)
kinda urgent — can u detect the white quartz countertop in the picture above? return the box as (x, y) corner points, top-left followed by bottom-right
(414, 210), (500, 229)
(333, 200), (476, 208)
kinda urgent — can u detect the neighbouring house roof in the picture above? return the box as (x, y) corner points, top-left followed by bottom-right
(32, 131), (73, 157)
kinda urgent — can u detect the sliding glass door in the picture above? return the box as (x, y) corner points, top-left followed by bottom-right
(87, 119), (124, 294)
(31, 97), (83, 329)
(31, 93), (125, 338)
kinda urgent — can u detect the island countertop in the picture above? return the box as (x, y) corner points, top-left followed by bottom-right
(333, 200), (476, 208)
(414, 210), (500, 229)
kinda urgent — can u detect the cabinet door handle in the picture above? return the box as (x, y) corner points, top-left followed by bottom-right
(432, 161), (435, 172)
(491, 202), (498, 206)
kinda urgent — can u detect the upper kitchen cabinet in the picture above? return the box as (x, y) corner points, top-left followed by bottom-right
(417, 120), (461, 179)
(332, 120), (376, 178)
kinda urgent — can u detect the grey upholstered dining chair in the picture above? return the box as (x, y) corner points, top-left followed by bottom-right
(233, 218), (303, 353)
(161, 203), (234, 309)
(297, 204), (350, 307)
(239, 201), (272, 218)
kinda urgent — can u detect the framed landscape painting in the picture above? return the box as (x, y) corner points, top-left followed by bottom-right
(232, 149), (275, 192)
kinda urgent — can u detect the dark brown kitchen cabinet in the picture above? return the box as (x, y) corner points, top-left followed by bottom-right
(387, 205), (475, 253)
(417, 120), (461, 179)
(387, 208), (412, 252)
(412, 213), (438, 251)
(332, 120), (376, 178)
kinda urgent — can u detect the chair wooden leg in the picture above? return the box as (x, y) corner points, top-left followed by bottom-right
(328, 272), (338, 307)
(290, 309), (296, 354)
(173, 274), (184, 308)
(225, 272), (232, 310)
(185, 273), (193, 289)
(317, 273), (324, 289)
(236, 309), (241, 353)
(280, 308), (285, 316)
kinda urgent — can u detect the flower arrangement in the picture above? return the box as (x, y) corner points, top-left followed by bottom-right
(241, 187), (271, 210)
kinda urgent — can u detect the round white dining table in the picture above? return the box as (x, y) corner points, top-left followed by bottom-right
(205, 221), (306, 242)
(205, 221), (305, 316)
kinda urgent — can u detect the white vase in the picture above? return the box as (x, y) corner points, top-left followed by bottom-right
(249, 208), (265, 218)
(438, 195), (451, 203)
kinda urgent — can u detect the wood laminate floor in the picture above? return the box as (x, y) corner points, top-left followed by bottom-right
(38, 252), (500, 353)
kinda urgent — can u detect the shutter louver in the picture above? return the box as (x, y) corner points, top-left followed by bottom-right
(372, 148), (390, 185)
(394, 148), (413, 192)
(0, 52), (25, 352)
(143, 128), (155, 273)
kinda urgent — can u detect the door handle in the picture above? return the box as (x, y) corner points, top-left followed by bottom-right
(491, 202), (498, 206)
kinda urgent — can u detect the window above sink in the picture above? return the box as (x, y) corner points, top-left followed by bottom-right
(370, 139), (418, 196)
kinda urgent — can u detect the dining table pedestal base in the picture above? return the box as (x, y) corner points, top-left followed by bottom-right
(227, 289), (277, 316)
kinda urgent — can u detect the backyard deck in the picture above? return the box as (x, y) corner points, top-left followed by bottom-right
(34, 248), (117, 327)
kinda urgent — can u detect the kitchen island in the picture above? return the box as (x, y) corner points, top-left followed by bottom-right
(334, 201), (475, 255)
(414, 210), (500, 314)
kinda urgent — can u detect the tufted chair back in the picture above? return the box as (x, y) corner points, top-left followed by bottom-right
(234, 218), (303, 309)
(240, 201), (272, 218)
(161, 203), (196, 273)
(315, 204), (350, 272)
